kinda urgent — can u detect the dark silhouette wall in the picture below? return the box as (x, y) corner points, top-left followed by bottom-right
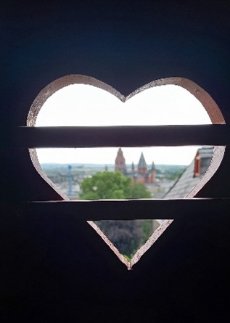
(1, 1), (230, 322)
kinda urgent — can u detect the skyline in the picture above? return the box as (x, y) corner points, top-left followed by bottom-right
(37, 146), (203, 166)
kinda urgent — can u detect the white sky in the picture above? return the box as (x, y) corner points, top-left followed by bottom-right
(35, 83), (211, 165)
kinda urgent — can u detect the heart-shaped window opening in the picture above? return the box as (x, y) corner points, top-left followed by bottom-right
(27, 75), (225, 269)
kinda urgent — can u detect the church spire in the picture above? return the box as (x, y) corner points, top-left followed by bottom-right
(138, 152), (147, 175)
(115, 148), (126, 173)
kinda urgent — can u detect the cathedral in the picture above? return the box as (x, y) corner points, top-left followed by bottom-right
(115, 148), (156, 184)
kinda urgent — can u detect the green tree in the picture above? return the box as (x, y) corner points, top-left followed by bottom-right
(80, 171), (151, 199)
(129, 182), (151, 199)
(79, 171), (153, 257)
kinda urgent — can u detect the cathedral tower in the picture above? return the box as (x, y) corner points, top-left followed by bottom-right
(138, 152), (147, 175)
(115, 148), (126, 173)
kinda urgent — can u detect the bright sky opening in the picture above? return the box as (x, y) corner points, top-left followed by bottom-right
(35, 83), (211, 165)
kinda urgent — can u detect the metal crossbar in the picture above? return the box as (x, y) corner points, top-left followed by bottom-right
(21, 198), (230, 220)
(4, 124), (230, 148)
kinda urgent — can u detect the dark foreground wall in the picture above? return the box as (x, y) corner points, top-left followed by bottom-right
(1, 1), (230, 322)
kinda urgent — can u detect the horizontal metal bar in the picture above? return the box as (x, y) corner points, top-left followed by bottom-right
(4, 125), (230, 148)
(18, 198), (230, 220)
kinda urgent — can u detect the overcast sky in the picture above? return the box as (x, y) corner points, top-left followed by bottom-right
(35, 83), (211, 165)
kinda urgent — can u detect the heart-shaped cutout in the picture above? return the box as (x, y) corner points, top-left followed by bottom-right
(27, 75), (225, 269)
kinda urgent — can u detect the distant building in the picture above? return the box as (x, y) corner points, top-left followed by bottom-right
(115, 148), (126, 173)
(114, 148), (156, 184)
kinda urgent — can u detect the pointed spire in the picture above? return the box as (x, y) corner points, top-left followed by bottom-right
(138, 152), (147, 169)
(151, 161), (156, 171)
(131, 162), (135, 172)
(115, 148), (126, 173)
(138, 152), (147, 174)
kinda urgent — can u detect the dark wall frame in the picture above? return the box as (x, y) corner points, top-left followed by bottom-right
(1, 1), (230, 322)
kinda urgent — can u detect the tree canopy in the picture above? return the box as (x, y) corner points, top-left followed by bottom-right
(80, 171), (151, 200)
